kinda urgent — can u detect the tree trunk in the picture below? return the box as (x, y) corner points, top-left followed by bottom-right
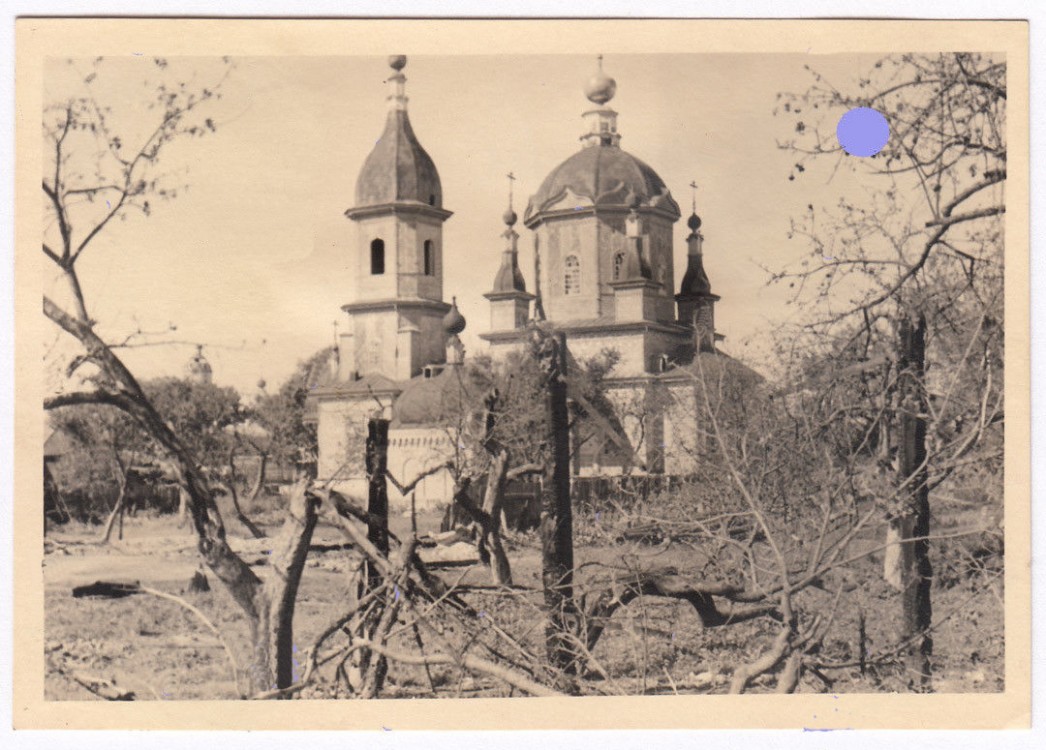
(102, 453), (130, 543)
(897, 313), (933, 690)
(177, 486), (189, 527)
(44, 297), (269, 690)
(102, 481), (127, 543)
(248, 452), (268, 501)
(251, 479), (320, 695)
(354, 418), (390, 693)
(365, 419), (390, 559)
(225, 448), (266, 539)
(537, 330), (578, 678)
(480, 449), (513, 586)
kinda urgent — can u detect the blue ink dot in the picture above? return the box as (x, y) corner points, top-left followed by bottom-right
(836, 107), (890, 157)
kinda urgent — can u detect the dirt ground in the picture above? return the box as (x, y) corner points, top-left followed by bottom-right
(43, 500), (1004, 700)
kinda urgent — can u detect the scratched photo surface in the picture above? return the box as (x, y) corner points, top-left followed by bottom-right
(18, 19), (1028, 729)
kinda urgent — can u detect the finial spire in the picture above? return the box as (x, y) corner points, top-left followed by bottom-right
(584, 54), (617, 105)
(503, 171), (518, 226)
(386, 54), (408, 111)
(581, 56), (620, 147)
(687, 180), (703, 232)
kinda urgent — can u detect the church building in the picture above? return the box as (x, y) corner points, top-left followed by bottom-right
(308, 55), (757, 509)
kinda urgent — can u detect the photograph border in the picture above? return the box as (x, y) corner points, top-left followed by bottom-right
(12, 16), (1031, 731)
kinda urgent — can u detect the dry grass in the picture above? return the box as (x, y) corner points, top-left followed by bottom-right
(43, 497), (1004, 700)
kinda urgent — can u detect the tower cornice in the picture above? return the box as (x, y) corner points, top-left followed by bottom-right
(523, 203), (679, 230)
(341, 298), (452, 315)
(345, 202), (453, 222)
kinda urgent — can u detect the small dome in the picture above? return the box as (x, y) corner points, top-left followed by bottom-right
(687, 212), (702, 231)
(256, 378), (267, 390)
(584, 70), (617, 105)
(392, 366), (489, 428)
(502, 206), (518, 226)
(442, 297), (466, 335)
(525, 146), (680, 223)
(388, 55), (407, 71)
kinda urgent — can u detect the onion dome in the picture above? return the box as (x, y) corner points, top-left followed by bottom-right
(687, 211), (702, 231)
(354, 56), (443, 209)
(502, 205), (518, 227)
(257, 378), (267, 390)
(442, 296), (466, 335)
(679, 256), (712, 297)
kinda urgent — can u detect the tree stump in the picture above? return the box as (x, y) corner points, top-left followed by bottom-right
(188, 570), (211, 593)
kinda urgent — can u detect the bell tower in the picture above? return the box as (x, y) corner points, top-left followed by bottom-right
(339, 55), (453, 382)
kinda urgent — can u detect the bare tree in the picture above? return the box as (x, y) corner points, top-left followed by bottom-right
(773, 52), (1005, 689)
(42, 57), (318, 695)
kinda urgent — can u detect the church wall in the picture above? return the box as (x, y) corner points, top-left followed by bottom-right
(352, 214), (400, 300)
(316, 395), (394, 483)
(601, 382), (652, 473)
(402, 308), (447, 374)
(489, 298), (528, 332)
(565, 329), (648, 377)
(597, 214), (627, 309)
(647, 217), (678, 321)
(539, 215), (600, 320)
(351, 310), (401, 377)
(661, 383), (701, 475)
(387, 427), (456, 511)
(396, 215), (444, 302)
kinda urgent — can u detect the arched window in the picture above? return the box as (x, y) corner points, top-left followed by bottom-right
(370, 238), (385, 275)
(564, 254), (581, 296)
(612, 251), (625, 281)
(423, 240), (434, 275)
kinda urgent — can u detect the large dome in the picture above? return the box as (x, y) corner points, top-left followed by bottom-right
(355, 109), (443, 208)
(523, 146), (680, 225)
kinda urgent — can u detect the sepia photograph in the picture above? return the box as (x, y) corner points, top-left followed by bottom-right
(12, 16), (1031, 731)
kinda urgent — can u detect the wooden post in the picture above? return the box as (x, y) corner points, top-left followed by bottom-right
(365, 418), (390, 558)
(359, 416), (390, 691)
(538, 331), (578, 678)
(897, 313), (932, 690)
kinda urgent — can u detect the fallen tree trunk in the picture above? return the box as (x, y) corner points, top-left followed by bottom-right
(70, 671), (135, 701)
(580, 568), (779, 652)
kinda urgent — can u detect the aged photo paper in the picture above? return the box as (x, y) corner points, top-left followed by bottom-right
(12, 17), (1030, 730)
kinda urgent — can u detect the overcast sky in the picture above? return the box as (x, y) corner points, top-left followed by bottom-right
(44, 52), (882, 394)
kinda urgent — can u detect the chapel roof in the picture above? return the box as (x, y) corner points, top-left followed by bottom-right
(391, 365), (489, 428)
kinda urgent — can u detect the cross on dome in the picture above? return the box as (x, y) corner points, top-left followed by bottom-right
(688, 180), (702, 231)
